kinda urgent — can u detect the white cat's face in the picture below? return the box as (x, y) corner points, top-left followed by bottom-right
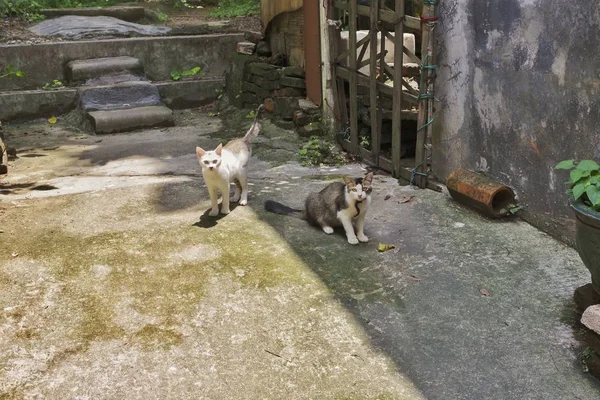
(344, 172), (374, 202)
(196, 144), (223, 171)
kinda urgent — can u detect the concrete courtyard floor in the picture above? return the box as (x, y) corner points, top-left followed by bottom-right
(1, 108), (599, 399)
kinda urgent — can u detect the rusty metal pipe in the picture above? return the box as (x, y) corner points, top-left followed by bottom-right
(446, 168), (516, 218)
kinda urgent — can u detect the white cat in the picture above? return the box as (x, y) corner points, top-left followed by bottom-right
(196, 106), (263, 216)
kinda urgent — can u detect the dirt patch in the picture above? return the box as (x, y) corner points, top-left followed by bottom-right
(0, 17), (60, 45)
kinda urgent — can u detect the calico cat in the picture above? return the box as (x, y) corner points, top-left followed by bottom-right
(196, 105), (264, 216)
(264, 172), (374, 244)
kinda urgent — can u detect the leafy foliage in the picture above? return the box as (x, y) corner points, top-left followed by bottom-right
(43, 79), (63, 89)
(0, 0), (44, 22)
(299, 136), (345, 167)
(556, 159), (600, 211)
(0, 64), (25, 79)
(209, 0), (260, 18)
(170, 66), (202, 81)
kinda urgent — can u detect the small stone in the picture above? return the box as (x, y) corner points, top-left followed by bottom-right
(252, 75), (280, 91)
(237, 41), (256, 55)
(264, 98), (275, 113)
(297, 122), (324, 138)
(293, 110), (310, 127)
(242, 81), (260, 93)
(298, 99), (319, 113)
(280, 76), (306, 89)
(244, 31), (263, 44)
(581, 305), (600, 335)
(256, 40), (272, 57)
(575, 284), (600, 312)
(0, 165), (7, 175)
(273, 87), (306, 98)
(273, 97), (300, 120)
(583, 351), (600, 380)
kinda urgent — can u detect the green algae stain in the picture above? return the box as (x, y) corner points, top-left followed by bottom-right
(132, 324), (184, 350)
(79, 294), (126, 342)
(302, 174), (347, 181)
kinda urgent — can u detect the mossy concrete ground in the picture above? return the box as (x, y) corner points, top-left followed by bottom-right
(1, 109), (599, 399)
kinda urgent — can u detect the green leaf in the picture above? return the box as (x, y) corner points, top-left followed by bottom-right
(15, 70), (24, 77)
(570, 169), (590, 184)
(573, 183), (586, 200)
(555, 159), (574, 169)
(576, 160), (600, 172)
(587, 186), (600, 206)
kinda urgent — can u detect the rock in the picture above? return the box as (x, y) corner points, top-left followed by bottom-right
(575, 284), (600, 312)
(0, 164), (7, 175)
(582, 351), (600, 380)
(251, 76), (280, 91)
(244, 31), (263, 44)
(248, 62), (278, 77)
(581, 305), (600, 335)
(264, 98), (275, 113)
(293, 110), (310, 127)
(271, 119), (296, 130)
(298, 99), (319, 114)
(237, 41), (256, 55)
(29, 16), (171, 39)
(273, 87), (306, 98)
(282, 66), (305, 78)
(241, 92), (258, 104)
(267, 53), (287, 67)
(297, 122), (324, 138)
(256, 41), (272, 57)
(273, 97), (300, 120)
(280, 76), (306, 89)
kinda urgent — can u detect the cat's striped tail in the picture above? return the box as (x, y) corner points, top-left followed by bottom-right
(243, 104), (265, 143)
(264, 200), (306, 220)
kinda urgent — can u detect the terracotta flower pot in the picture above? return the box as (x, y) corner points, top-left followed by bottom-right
(571, 199), (600, 295)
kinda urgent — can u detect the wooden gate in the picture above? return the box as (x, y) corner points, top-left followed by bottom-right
(328, 0), (438, 189)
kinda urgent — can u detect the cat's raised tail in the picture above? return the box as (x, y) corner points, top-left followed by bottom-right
(264, 200), (306, 220)
(243, 104), (266, 143)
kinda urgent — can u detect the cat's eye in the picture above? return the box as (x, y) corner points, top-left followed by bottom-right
(204, 161), (209, 165)
(351, 188), (357, 192)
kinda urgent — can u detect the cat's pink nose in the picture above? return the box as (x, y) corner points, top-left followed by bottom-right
(209, 167), (214, 170)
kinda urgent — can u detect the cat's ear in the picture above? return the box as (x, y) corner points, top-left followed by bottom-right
(364, 171), (374, 183)
(196, 146), (206, 158)
(215, 143), (223, 156)
(343, 176), (354, 186)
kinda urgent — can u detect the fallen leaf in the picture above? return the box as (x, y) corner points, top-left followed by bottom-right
(408, 274), (421, 281)
(11, 252), (18, 257)
(384, 194), (391, 201)
(479, 288), (491, 297)
(378, 243), (396, 252)
(399, 195), (414, 204)
(48, 116), (57, 124)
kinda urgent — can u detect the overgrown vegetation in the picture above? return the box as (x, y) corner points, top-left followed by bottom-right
(209, 0), (260, 18)
(170, 66), (202, 81)
(0, 64), (25, 79)
(556, 159), (600, 211)
(299, 136), (345, 167)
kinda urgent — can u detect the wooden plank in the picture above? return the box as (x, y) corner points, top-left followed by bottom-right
(403, 44), (421, 65)
(335, 32), (371, 64)
(358, 50), (386, 70)
(336, 66), (419, 105)
(392, 0), (405, 178)
(328, 2), (347, 129)
(368, 0), (380, 164)
(334, 1), (420, 30)
(341, 140), (412, 181)
(348, 0), (359, 151)
(414, 0), (434, 188)
(304, 0), (322, 106)
(357, 35), (371, 67)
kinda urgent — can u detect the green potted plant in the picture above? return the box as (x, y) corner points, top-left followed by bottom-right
(556, 159), (600, 294)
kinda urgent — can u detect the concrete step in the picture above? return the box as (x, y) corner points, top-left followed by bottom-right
(79, 81), (161, 111)
(87, 105), (174, 134)
(67, 56), (143, 83)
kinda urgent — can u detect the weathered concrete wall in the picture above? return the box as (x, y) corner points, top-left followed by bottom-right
(0, 34), (243, 91)
(433, 0), (600, 244)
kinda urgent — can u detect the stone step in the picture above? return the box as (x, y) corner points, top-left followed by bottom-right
(67, 56), (144, 84)
(79, 81), (161, 112)
(87, 106), (174, 134)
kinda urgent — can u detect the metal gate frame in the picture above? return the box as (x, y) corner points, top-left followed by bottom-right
(328, 0), (439, 189)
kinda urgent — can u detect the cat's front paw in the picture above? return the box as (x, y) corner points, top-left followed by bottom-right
(209, 209), (219, 217)
(357, 234), (369, 243)
(239, 199), (248, 206)
(220, 208), (231, 215)
(322, 227), (334, 234)
(347, 236), (359, 245)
